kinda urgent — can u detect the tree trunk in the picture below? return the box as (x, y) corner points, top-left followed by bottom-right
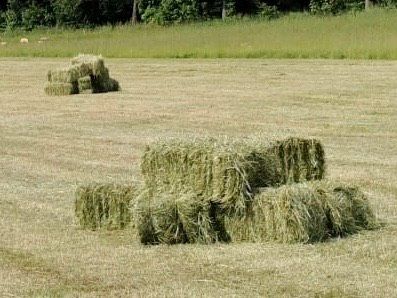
(365, 0), (372, 10)
(132, 0), (138, 25)
(222, 0), (226, 21)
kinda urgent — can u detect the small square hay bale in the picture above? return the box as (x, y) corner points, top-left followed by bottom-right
(225, 180), (377, 244)
(75, 183), (136, 230)
(44, 82), (79, 96)
(269, 137), (325, 183)
(47, 67), (80, 83)
(78, 76), (92, 93)
(135, 187), (228, 245)
(71, 54), (106, 76)
(141, 138), (282, 214)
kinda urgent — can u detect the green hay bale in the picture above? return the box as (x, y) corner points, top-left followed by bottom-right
(90, 68), (120, 93)
(135, 187), (229, 245)
(78, 76), (92, 93)
(106, 78), (120, 92)
(269, 137), (325, 183)
(225, 181), (377, 244)
(141, 138), (281, 214)
(71, 54), (106, 76)
(44, 82), (78, 96)
(47, 67), (80, 83)
(75, 183), (136, 230)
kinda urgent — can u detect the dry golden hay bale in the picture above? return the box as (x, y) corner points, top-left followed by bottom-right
(225, 180), (377, 244)
(44, 82), (79, 96)
(47, 67), (80, 83)
(135, 187), (229, 245)
(75, 183), (136, 230)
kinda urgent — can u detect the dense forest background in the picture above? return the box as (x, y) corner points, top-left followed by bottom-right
(0, 0), (395, 29)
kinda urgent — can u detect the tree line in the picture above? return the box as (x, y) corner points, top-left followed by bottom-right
(0, 0), (395, 30)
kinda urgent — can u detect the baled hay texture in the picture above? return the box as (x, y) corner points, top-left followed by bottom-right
(44, 82), (78, 96)
(71, 54), (106, 76)
(90, 68), (120, 93)
(270, 137), (325, 183)
(136, 188), (228, 245)
(47, 67), (80, 83)
(225, 181), (377, 244)
(75, 183), (136, 230)
(141, 138), (281, 214)
(78, 76), (92, 93)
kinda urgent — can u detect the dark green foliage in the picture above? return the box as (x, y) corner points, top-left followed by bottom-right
(309, 0), (364, 14)
(75, 183), (136, 230)
(140, 0), (199, 24)
(258, 3), (279, 19)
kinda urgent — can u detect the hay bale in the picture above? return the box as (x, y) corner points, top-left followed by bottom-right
(75, 183), (136, 230)
(269, 137), (325, 183)
(225, 181), (377, 243)
(78, 76), (92, 93)
(71, 54), (106, 77)
(44, 82), (79, 96)
(47, 67), (80, 83)
(141, 138), (282, 214)
(135, 187), (228, 245)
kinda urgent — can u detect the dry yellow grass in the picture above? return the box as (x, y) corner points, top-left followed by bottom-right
(0, 58), (396, 297)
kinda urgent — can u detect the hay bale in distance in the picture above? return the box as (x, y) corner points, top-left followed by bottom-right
(44, 82), (78, 96)
(47, 67), (80, 83)
(78, 76), (92, 93)
(225, 181), (377, 243)
(75, 183), (136, 230)
(71, 54), (106, 76)
(45, 54), (120, 96)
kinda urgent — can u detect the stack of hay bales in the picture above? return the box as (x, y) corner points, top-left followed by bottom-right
(136, 137), (358, 245)
(73, 136), (376, 245)
(75, 183), (135, 230)
(45, 54), (120, 96)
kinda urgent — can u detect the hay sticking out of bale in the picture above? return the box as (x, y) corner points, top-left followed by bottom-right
(44, 82), (78, 96)
(225, 181), (377, 243)
(141, 138), (282, 214)
(75, 183), (136, 230)
(135, 188), (226, 245)
(269, 137), (325, 183)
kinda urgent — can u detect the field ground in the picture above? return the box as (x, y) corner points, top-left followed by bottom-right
(0, 58), (396, 297)
(0, 9), (397, 59)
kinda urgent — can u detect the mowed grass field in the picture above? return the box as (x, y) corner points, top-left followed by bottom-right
(0, 58), (396, 297)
